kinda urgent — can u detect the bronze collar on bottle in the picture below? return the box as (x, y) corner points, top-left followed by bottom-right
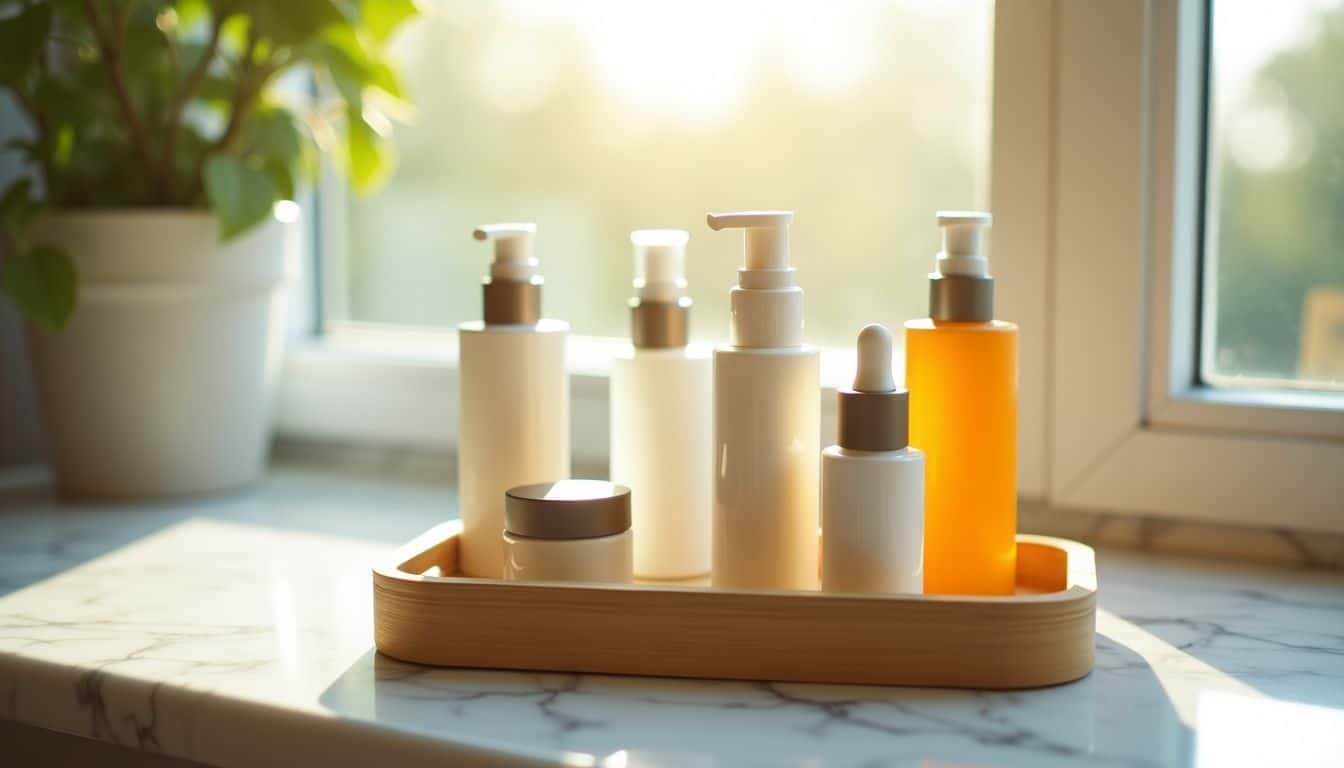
(929, 274), (993, 323)
(837, 389), (909, 451)
(483, 276), (543, 325)
(630, 297), (691, 349)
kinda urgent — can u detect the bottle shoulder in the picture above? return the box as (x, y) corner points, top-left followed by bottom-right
(714, 343), (820, 357)
(822, 445), (924, 462)
(904, 318), (1017, 333)
(459, 318), (569, 334)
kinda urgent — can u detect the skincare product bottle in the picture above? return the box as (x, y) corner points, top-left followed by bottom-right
(904, 212), (1017, 595)
(609, 230), (712, 580)
(503, 480), (633, 583)
(458, 224), (570, 578)
(706, 211), (820, 591)
(821, 324), (924, 594)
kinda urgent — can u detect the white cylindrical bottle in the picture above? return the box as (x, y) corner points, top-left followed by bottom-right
(458, 223), (570, 578)
(610, 230), (712, 580)
(822, 324), (924, 593)
(707, 211), (820, 591)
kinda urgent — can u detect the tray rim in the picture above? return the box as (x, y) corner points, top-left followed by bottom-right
(373, 519), (1097, 605)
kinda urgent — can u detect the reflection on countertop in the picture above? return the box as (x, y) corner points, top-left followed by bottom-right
(1, 464), (1342, 767)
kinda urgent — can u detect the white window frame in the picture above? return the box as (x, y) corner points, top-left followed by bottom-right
(277, 0), (1344, 531)
(995, 0), (1344, 532)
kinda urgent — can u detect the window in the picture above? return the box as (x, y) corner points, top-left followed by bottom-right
(283, 0), (1344, 530)
(330, 0), (993, 346)
(1203, 0), (1344, 390)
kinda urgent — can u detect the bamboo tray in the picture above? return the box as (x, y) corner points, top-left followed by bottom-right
(373, 521), (1097, 689)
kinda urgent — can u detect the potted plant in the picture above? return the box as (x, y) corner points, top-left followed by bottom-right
(0, 0), (417, 496)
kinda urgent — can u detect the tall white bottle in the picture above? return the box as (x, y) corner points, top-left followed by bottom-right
(458, 223), (570, 578)
(822, 324), (924, 594)
(610, 230), (712, 580)
(707, 211), (820, 591)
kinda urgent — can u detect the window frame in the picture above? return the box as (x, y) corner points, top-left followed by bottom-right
(993, 0), (1344, 532)
(277, 0), (1344, 532)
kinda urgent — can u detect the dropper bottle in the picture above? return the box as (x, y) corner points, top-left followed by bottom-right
(904, 211), (1018, 595)
(457, 223), (570, 578)
(609, 230), (712, 579)
(822, 324), (924, 593)
(706, 211), (820, 590)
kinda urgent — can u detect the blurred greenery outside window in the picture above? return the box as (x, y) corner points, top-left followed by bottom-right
(340, 1), (992, 349)
(1205, 0), (1344, 390)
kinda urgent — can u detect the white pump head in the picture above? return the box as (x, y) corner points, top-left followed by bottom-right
(631, 229), (689, 302)
(853, 324), (897, 393)
(473, 223), (538, 281)
(934, 211), (992, 278)
(706, 210), (794, 283)
(706, 210), (803, 348)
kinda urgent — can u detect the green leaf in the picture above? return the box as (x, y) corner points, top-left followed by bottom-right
(344, 106), (392, 192)
(318, 25), (406, 104)
(0, 179), (39, 240)
(1, 244), (77, 330)
(244, 0), (350, 46)
(204, 154), (278, 240)
(0, 3), (52, 83)
(242, 106), (302, 158)
(362, 0), (419, 43)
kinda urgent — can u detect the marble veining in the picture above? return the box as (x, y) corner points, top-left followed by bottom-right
(1, 467), (1343, 767)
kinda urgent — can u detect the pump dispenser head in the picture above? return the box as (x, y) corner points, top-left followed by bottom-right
(629, 229), (691, 348)
(706, 210), (803, 348)
(837, 324), (909, 451)
(929, 210), (994, 323)
(472, 222), (542, 325)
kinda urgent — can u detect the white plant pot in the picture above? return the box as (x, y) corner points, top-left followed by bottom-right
(26, 210), (291, 498)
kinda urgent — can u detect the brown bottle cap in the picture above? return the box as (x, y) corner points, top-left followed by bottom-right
(630, 297), (691, 348)
(505, 480), (631, 540)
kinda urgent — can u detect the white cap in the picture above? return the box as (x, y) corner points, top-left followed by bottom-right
(473, 223), (538, 281)
(934, 211), (992, 277)
(706, 210), (803, 348)
(631, 229), (689, 302)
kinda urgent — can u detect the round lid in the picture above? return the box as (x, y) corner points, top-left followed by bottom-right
(504, 480), (631, 540)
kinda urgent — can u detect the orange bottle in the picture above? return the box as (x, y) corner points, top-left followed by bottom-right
(905, 212), (1017, 595)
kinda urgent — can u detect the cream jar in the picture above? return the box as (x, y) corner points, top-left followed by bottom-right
(503, 480), (633, 583)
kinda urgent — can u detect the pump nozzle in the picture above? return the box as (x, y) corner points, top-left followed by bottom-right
(706, 210), (792, 271)
(934, 211), (992, 278)
(631, 229), (689, 302)
(707, 209), (803, 348)
(472, 222), (541, 325)
(473, 223), (538, 281)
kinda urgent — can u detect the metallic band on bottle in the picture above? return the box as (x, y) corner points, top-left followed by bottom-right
(929, 274), (994, 323)
(630, 297), (691, 349)
(837, 389), (909, 451)
(483, 277), (543, 325)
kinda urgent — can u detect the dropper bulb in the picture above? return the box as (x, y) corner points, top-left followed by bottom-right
(853, 324), (896, 393)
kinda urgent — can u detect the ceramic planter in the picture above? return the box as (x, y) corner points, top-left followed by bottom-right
(26, 210), (291, 497)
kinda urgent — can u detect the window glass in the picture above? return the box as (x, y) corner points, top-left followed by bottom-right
(342, 0), (992, 346)
(1204, 0), (1344, 389)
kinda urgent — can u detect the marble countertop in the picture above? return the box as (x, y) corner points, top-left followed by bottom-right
(2, 466), (1342, 768)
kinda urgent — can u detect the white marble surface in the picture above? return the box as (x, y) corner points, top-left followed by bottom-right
(1, 466), (1343, 767)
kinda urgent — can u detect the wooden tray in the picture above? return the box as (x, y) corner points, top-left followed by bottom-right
(373, 522), (1097, 689)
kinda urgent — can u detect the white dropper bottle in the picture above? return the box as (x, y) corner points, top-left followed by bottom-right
(821, 324), (924, 593)
(609, 229), (712, 579)
(706, 211), (820, 590)
(457, 223), (570, 578)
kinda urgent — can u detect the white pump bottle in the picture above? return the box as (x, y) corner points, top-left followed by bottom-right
(707, 211), (820, 590)
(457, 223), (570, 578)
(609, 230), (712, 580)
